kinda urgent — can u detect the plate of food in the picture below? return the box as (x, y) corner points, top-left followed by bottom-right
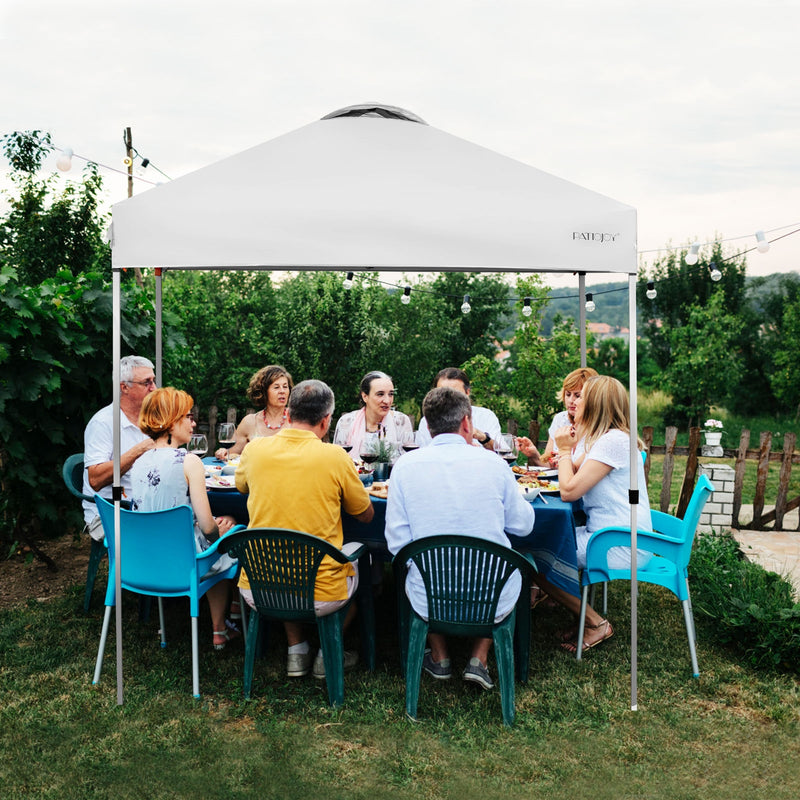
(368, 482), (389, 500)
(205, 473), (238, 491)
(512, 465), (558, 479)
(516, 475), (560, 494)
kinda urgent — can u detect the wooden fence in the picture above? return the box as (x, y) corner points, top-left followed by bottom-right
(200, 408), (799, 532)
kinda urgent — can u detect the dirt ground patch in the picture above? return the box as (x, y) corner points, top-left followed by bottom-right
(0, 532), (96, 610)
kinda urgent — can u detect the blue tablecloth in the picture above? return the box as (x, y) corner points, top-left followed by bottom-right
(206, 455), (580, 598)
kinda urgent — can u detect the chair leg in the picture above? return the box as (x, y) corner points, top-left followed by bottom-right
(576, 585), (590, 661)
(602, 581), (608, 616)
(92, 605), (113, 685)
(682, 599), (700, 678)
(158, 598), (167, 648)
(356, 552), (376, 671)
(318, 612), (346, 708)
(685, 577), (697, 644)
(513, 593), (531, 683)
(238, 589), (248, 647)
(242, 613), (261, 700)
(191, 616), (200, 698)
(494, 616), (517, 727)
(405, 614), (429, 721)
(84, 539), (106, 613)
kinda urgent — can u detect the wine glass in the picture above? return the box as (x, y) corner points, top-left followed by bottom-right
(187, 433), (208, 459)
(494, 433), (518, 466)
(333, 426), (353, 454)
(401, 430), (420, 454)
(217, 422), (236, 450)
(359, 438), (379, 465)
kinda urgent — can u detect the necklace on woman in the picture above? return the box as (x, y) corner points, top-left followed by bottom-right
(261, 409), (287, 430)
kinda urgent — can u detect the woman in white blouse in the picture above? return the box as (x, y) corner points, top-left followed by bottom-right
(536, 375), (652, 654)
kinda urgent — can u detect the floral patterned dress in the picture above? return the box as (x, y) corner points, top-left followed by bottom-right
(129, 447), (236, 576)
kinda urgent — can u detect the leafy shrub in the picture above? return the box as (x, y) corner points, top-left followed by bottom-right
(690, 531), (800, 671)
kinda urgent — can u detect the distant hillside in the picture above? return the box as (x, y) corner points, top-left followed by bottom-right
(537, 272), (800, 336)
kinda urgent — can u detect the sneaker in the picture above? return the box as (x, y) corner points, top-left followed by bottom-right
(463, 657), (494, 690)
(286, 650), (314, 677)
(313, 649), (358, 680)
(422, 649), (452, 680)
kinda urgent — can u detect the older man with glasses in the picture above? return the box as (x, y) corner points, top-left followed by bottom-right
(82, 355), (157, 541)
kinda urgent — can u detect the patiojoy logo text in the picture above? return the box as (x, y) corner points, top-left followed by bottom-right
(572, 232), (619, 243)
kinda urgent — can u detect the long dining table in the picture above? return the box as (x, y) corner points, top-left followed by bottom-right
(205, 459), (581, 598)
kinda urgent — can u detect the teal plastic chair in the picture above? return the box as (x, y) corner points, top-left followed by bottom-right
(392, 535), (537, 727)
(576, 474), (714, 676)
(91, 496), (239, 698)
(62, 453), (107, 613)
(218, 528), (374, 708)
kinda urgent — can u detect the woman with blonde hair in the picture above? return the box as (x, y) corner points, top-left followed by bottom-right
(214, 365), (294, 460)
(517, 366), (598, 467)
(130, 387), (240, 650)
(533, 375), (653, 653)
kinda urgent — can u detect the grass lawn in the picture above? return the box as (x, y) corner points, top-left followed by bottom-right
(2, 572), (800, 800)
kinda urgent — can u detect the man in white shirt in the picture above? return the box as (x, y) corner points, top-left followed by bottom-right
(82, 355), (156, 540)
(416, 368), (501, 449)
(386, 386), (534, 690)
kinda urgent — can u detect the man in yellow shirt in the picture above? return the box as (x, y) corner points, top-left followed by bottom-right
(235, 379), (374, 678)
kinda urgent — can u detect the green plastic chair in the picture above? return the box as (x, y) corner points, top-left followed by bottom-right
(218, 528), (375, 708)
(392, 535), (537, 727)
(62, 453), (106, 613)
(577, 474), (714, 676)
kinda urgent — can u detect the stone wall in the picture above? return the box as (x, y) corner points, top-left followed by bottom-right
(698, 463), (735, 532)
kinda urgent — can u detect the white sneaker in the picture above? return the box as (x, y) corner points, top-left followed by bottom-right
(313, 649), (358, 679)
(286, 651), (314, 677)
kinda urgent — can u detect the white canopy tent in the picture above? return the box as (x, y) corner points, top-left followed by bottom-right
(107, 103), (643, 706)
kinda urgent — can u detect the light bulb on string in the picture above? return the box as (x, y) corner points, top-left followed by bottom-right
(521, 297), (532, 317)
(401, 286), (411, 305)
(584, 292), (595, 313)
(646, 281), (657, 300)
(685, 242), (700, 265)
(755, 231), (770, 253)
(709, 262), (722, 282)
(56, 148), (73, 171)
(343, 272), (354, 290)
(460, 294), (472, 314)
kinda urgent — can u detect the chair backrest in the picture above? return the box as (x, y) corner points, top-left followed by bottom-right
(393, 535), (535, 635)
(63, 453), (91, 502)
(94, 496), (199, 595)
(650, 473), (714, 565)
(219, 528), (350, 621)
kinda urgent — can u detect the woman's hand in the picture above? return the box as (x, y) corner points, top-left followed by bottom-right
(516, 436), (539, 458)
(553, 424), (577, 453)
(214, 447), (228, 461)
(215, 516), (236, 536)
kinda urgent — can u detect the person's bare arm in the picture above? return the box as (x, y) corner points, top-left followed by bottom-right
(214, 415), (253, 460)
(87, 438), (154, 491)
(352, 502), (375, 524)
(185, 454), (219, 539)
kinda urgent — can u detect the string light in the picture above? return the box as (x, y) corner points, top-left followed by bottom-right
(646, 281), (657, 300)
(55, 148), (73, 171)
(685, 242), (700, 265)
(401, 286), (411, 304)
(755, 231), (770, 253)
(460, 294), (472, 314)
(521, 297), (532, 317)
(584, 292), (595, 313)
(343, 271), (354, 290)
(709, 262), (722, 282)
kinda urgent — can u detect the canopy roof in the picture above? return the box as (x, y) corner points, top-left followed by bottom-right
(110, 104), (636, 274)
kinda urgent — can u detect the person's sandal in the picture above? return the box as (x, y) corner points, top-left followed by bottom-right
(212, 619), (241, 650)
(530, 586), (550, 609)
(229, 600), (242, 621)
(560, 619), (614, 654)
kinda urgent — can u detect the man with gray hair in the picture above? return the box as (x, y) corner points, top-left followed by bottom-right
(82, 355), (156, 540)
(386, 386), (534, 690)
(235, 379), (374, 680)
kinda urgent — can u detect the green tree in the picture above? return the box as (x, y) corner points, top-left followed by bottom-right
(770, 295), (800, 419)
(663, 291), (744, 425)
(1, 132), (109, 284)
(508, 275), (582, 426)
(589, 336), (629, 385)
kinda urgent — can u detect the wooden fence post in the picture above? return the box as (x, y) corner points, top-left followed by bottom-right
(732, 429), (749, 528)
(752, 431), (773, 530)
(660, 426), (678, 513)
(775, 432), (797, 530)
(642, 426), (653, 485)
(677, 427), (701, 518)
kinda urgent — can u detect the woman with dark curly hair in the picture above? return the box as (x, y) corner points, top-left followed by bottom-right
(214, 365), (293, 460)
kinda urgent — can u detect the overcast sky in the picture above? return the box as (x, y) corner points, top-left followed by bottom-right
(2, 0), (798, 290)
